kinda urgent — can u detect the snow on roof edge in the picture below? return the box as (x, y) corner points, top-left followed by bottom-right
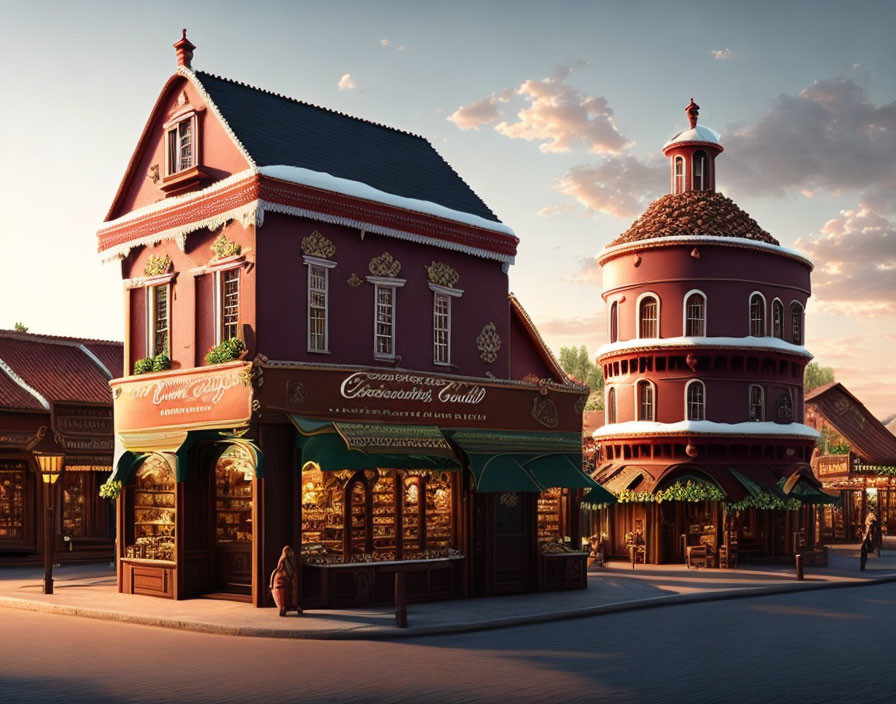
(257, 166), (515, 237)
(594, 420), (819, 439)
(598, 336), (812, 359)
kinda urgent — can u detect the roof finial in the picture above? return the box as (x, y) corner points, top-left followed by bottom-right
(174, 29), (196, 69)
(685, 98), (700, 129)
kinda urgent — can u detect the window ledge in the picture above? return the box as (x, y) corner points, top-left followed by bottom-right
(374, 354), (401, 365)
(158, 164), (210, 195)
(307, 349), (331, 355)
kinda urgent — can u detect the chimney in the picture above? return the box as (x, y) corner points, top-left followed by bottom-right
(174, 29), (196, 69)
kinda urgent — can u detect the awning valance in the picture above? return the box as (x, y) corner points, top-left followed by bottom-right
(448, 429), (595, 492)
(292, 417), (461, 472)
(602, 466), (654, 494)
(778, 473), (839, 505)
(581, 484), (618, 509)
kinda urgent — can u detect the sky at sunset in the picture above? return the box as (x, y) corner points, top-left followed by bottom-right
(1, 1), (894, 417)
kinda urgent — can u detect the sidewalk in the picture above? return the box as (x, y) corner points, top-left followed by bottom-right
(1, 554), (895, 640)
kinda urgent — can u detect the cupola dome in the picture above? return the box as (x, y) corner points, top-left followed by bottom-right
(661, 99), (723, 194)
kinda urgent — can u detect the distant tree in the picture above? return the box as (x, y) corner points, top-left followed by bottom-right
(804, 362), (835, 393)
(559, 345), (604, 410)
(13, 322), (28, 332)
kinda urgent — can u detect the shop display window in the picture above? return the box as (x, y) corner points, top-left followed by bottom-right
(215, 449), (253, 545)
(126, 456), (175, 561)
(301, 467), (458, 564)
(62, 472), (88, 537)
(537, 488), (563, 546)
(0, 462), (26, 540)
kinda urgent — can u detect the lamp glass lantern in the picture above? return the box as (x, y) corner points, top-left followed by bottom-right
(34, 453), (65, 483)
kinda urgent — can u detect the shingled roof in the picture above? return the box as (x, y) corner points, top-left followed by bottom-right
(806, 382), (896, 465)
(612, 190), (778, 246)
(0, 331), (123, 411)
(194, 71), (499, 223)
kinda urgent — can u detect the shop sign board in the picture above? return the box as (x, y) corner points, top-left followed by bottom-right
(259, 363), (587, 433)
(111, 362), (254, 433)
(816, 455), (850, 478)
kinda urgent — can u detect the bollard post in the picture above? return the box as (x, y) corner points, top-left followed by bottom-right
(795, 553), (804, 581)
(395, 571), (407, 628)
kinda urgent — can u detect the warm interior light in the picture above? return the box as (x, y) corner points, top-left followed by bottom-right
(34, 453), (65, 483)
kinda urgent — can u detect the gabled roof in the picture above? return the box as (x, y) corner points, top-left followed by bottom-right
(508, 295), (570, 384)
(613, 190), (778, 246)
(805, 382), (896, 465)
(194, 71), (499, 223)
(0, 331), (123, 411)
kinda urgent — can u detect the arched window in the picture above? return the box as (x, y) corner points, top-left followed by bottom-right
(772, 299), (784, 339)
(637, 380), (655, 421)
(749, 384), (764, 422)
(607, 387), (617, 424)
(693, 150), (706, 191)
(638, 294), (659, 338)
(684, 291), (706, 337)
(609, 301), (619, 343)
(749, 293), (766, 337)
(686, 380), (705, 421)
(673, 156), (685, 194)
(790, 302), (803, 345)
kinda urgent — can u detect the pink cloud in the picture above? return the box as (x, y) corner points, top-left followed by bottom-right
(337, 74), (356, 91)
(448, 66), (628, 154)
(553, 156), (665, 219)
(569, 256), (602, 285)
(722, 76), (896, 203)
(797, 204), (896, 315)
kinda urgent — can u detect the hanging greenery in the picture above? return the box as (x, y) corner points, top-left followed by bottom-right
(656, 480), (725, 503)
(615, 489), (657, 503)
(99, 480), (123, 500)
(725, 494), (802, 511)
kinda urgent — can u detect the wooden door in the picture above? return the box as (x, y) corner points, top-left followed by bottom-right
(213, 460), (253, 595)
(491, 492), (531, 595)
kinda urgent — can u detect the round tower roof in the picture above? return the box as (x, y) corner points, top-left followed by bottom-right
(612, 190), (778, 246)
(662, 124), (722, 150)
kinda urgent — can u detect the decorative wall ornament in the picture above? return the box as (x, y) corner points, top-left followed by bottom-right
(288, 380), (308, 406)
(301, 230), (336, 259)
(426, 261), (460, 288)
(531, 395), (559, 428)
(210, 232), (242, 259)
(368, 252), (401, 278)
(775, 393), (794, 423)
(574, 394), (588, 415)
(347, 273), (363, 288)
(476, 322), (501, 364)
(147, 164), (160, 184)
(499, 492), (519, 508)
(144, 254), (172, 277)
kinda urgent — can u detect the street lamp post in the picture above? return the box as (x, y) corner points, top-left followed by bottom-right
(34, 452), (64, 595)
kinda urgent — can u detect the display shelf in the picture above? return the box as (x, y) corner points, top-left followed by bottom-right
(0, 464), (26, 541)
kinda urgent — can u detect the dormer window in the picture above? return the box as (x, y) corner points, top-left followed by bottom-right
(166, 116), (195, 175)
(673, 156), (685, 194)
(693, 151), (706, 191)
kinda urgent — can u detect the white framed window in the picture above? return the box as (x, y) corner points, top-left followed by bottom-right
(673, 156), (685, 194)
(218, 268), (240, 342)
(772, 299), (784, 339)
(609, 300), (619, 343)
(304, 256), (336, 353)
(375, 285), (396, 358)
(790, 301), (804, 345)
(429, 282), (463, 366)
(637, 293), (660, 338)
(749, 292), (766, 337)
(147, 284), (170, 357)
(165, 116), (195, 176)
(685, 380), (705, 421)
(636, 380), (655, 421)
(683, 290), (706, 337)
(749, 384), (764, 422)
(607, 387), (617, 424)
(693, 151), (706, 191)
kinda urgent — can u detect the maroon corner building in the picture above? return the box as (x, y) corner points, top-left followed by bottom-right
(97, 35), (598, 608)
(588, 100), (833, 564)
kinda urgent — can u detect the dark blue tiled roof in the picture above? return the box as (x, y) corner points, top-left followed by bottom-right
(195, 71), (500, 223)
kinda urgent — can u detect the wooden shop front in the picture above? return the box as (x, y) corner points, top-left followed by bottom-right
(110, 358), (594, 607)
